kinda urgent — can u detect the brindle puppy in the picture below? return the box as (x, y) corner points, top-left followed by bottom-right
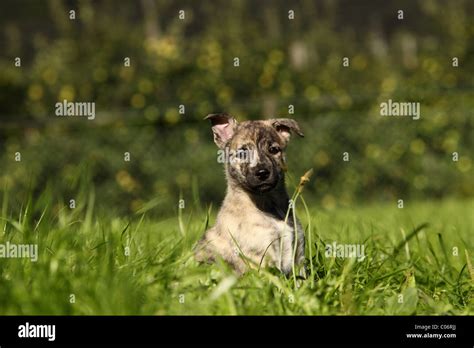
(195, 113), (305, 275)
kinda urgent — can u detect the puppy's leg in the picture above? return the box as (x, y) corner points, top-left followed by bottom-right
(194, 228), (217, 263)
(195, 228), (250, 274)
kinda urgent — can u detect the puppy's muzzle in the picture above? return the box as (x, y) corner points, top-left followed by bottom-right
(248, 166), (278, 193)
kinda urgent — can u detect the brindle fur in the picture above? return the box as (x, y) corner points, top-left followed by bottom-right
(195, 113), (305, 275)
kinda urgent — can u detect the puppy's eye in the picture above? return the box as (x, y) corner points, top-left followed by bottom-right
(269, 145), (281, 154)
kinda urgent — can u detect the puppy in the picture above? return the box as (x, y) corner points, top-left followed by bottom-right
(195, 113), (305, 275)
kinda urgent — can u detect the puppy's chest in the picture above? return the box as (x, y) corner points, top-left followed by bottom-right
(230, 213), (294, 250)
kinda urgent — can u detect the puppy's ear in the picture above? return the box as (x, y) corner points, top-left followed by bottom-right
(204, 113), (238, 148)
(270, 118), (304, 144)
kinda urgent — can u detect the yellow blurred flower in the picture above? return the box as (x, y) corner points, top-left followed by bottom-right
(144, 105), (159, 121)
(28, 84), (44, 101)
(322, 194), (336, 210)
(389, 143), (405, 160)
(138, 79), (154, 94)
(279, 81), (294, 97)
(116, 170), (138, 192)
(145, 37), (178, 60)
(442, 131), (459, 152)
(337, 93), (353, 109)
(197, 41), (222, 72)
(365, 144), (381, 159)
(381, 77), (397, 93)
(410, 139), (425, 155)
(269, 50), (284, 65)
(59, 85), (75, 101)
(165, 108), (179, 124)
(175, 171), (190, 188)
(304, 85), (320, 102)
(119, 66), (134, 81)
(131, 94), (145, 109)
(217, 86), (233, 104)
(457, 157), (472, 173)
(353, 55), (368, 70)
(42, 68), (57, 85)
(314, 150), (330, 166)
(422, 58), (440, 76)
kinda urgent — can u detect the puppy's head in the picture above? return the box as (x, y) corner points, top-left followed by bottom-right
(205, 113), (304, 194)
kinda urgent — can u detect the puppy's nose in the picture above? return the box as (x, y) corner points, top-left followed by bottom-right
(256, 168), (270, 181)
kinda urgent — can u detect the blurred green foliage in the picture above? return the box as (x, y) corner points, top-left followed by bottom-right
(0, 0), (473, 215)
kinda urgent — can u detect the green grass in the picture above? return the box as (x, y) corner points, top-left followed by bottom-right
(0, 187), (472, 315)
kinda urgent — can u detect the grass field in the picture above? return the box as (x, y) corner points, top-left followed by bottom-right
(0, 187), (472, 315)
